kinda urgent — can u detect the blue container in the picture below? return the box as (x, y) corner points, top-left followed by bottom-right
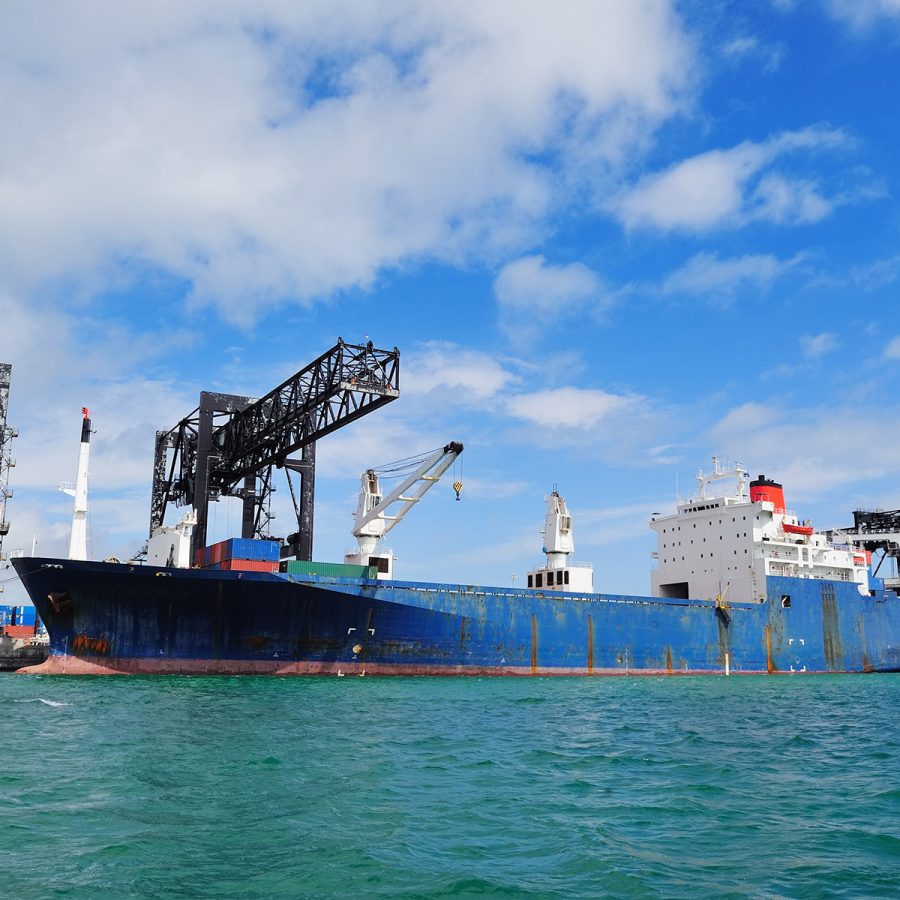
(222, 538), (280, 562)
(0, 605), (36, 627)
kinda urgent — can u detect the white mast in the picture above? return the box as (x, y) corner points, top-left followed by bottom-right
(59, 408), (91, 561)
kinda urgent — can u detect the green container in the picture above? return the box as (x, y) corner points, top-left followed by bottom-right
(280, 560), (377, 579)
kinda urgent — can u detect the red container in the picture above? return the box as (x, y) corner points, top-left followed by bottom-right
(208, 541), (226, 565)
(3, 625), (35, 639)
(218, 559), (279, 573)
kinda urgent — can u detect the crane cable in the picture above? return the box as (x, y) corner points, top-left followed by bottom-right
(370, 446), (445, 480)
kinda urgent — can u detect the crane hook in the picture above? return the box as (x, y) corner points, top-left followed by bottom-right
(453, 480), (463, 501)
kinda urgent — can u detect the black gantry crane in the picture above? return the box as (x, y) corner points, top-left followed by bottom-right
(150, 339), (400, 559)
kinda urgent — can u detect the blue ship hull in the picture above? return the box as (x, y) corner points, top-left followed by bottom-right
(12, 557), (900, 675)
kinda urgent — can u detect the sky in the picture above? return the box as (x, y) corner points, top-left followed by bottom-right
(1, 0), (900, 602)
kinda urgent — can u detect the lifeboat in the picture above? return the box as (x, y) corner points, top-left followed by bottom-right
(782, 522), (814, 536)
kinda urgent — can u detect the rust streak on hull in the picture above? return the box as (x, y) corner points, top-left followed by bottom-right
(587, 615), (594, 673)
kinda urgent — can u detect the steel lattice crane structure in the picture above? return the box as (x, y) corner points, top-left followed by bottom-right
(151, 339), (400, 559)
(0, 363), (17, 579)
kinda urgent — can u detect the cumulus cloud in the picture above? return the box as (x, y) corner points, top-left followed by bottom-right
(610, 126), (849, 231)
(506, 386), (634, 429)
(494, 255), (607, 341)
(660, 252), (801, 300)
(403, 342), (518, 402)
(885, 336), (900, 359)
(0, 1), (693, 321)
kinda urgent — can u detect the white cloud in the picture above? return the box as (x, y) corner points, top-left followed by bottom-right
(885, 336), (900, 359)
(722, 36), (760, 59)
(611, 126), (848, 231)
(494, 255), (607, 340)
(506, 386), (633, 429)
(851, 254), (900, 289)
(660, 252), (800, 300)
(827, 0), (900, 29)
(709, 400), (900, 500)
(751, 173), (832, 223)
(0, 1), (693, 320)
(714, 402), (781, 434)
(495, 255), (603, 313)
(403, 342), (518, 402)
(800, 332), (839, 359)
(721, 35), (783, 72)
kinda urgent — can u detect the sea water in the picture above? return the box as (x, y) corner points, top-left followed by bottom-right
(1, 674), (897, 898)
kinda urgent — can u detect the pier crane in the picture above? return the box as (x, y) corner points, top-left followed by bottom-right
(0, 363), (17, 577)
(151, 339), (400, 560)
(345, 441), (463, 579)
(827, 509), (900, 593)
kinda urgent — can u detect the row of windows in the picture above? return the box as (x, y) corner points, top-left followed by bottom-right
(661, 549), (749, 563)
(663, 515), (748, 534)
(528, 570), (570, 589)
(683, 502), (722, 513)
(662, 533), (749, 549)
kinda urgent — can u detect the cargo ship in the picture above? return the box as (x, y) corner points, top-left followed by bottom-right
(12, 458), (900, 675)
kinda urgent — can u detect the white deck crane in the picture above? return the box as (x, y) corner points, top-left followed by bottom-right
(344, 441), (463, 579)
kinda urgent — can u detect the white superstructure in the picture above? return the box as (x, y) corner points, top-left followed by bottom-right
(650, 458), (869, 604)
(526, 490), (594, 592)
(148, 510), (197, 568)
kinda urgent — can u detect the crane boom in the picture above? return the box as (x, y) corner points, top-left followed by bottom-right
(346, 441), (463, 578)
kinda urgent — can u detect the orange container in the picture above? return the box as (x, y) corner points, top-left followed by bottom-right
(218, 559), (279, 573)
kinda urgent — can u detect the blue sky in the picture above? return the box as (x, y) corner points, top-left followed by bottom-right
(1, 0), (899, 599)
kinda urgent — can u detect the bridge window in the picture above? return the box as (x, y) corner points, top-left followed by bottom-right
(528, 574), (533, 588)
(536, 573), (543, 588)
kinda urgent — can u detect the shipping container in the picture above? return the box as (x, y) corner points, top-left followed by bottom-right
(207, 559), (279, 572)
(206, 538), (279, 563)
(0, 605), (37, 627)
(3, 624), (36, 640)
(280, 559), (378, 579)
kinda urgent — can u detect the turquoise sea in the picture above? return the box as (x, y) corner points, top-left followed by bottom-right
(2, 674), (898, 899)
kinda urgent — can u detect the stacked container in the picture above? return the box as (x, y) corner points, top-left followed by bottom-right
(194, 538), (280, 572)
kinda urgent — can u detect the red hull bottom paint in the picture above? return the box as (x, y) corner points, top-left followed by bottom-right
(19, 655), (851, 677)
